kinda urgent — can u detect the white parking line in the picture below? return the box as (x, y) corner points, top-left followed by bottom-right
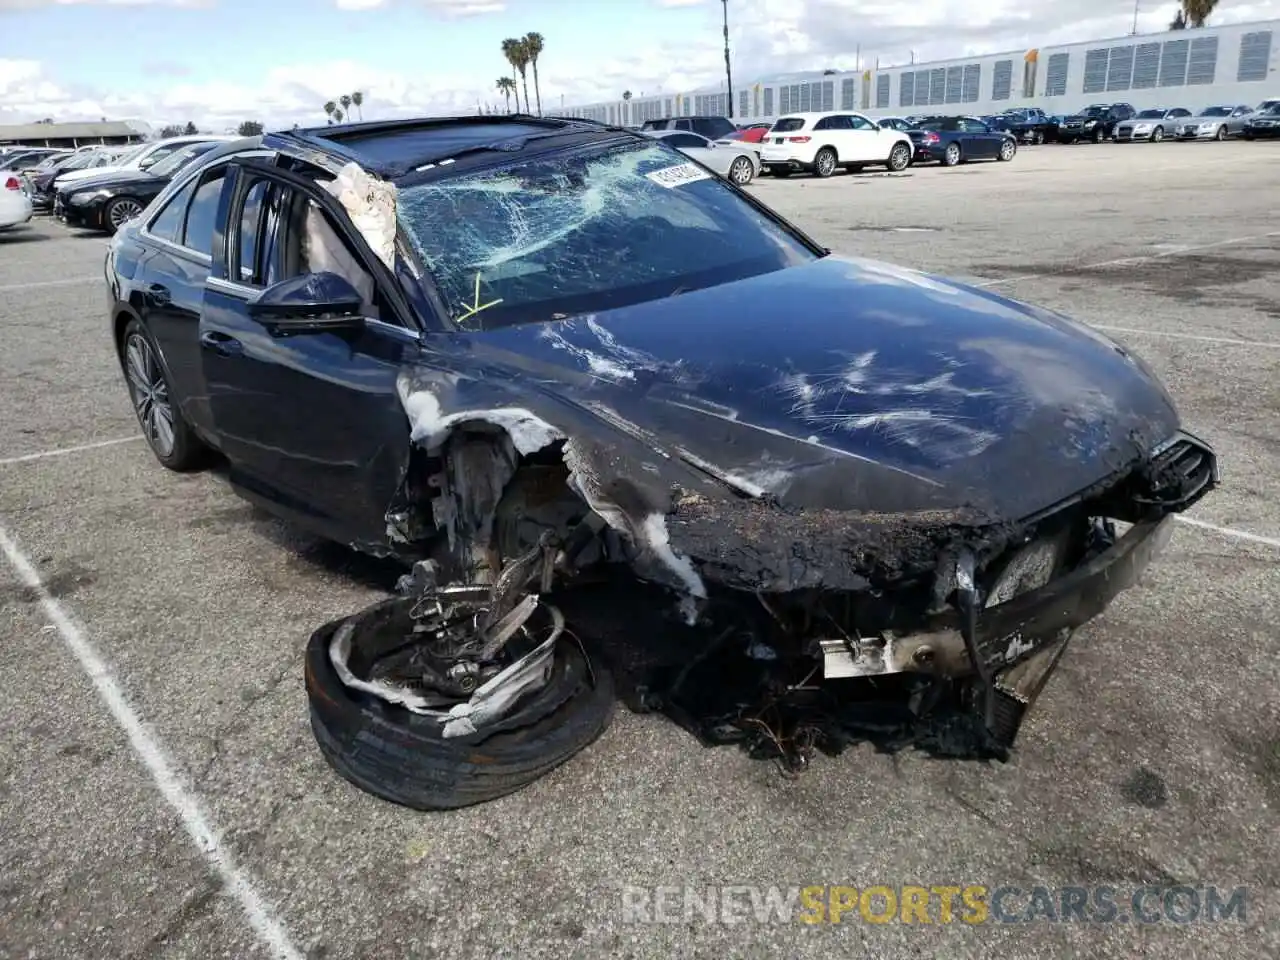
(0, 276), (102, 292)
(1175, 515), (1280, 549)
(0, 526), (305, 960)
(975, 230), (1280, 287)
(1091, 325), (1280, 349)
(0, 436), (142, 467)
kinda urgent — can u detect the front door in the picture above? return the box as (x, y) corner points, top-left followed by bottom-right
(845, 113), (882, 162)
(198, 161), (422, 549)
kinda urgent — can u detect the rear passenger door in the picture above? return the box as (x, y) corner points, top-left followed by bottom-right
(198, 162), (421, 548)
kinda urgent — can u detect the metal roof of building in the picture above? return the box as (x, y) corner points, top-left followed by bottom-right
(0, 120), (151, 144)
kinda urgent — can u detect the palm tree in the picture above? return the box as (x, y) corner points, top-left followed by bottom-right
(523, 32), (544, 116)
(332, 107), (345, 123)
(501, 38), (523, 112)
(512, 40), (532, 119)
(323, 99), (337, 124)
(340, 94), (353, 121)
(1181, 0), (1217, 27)
(352, 90), (364, 121)
(496, 77), (516, 113)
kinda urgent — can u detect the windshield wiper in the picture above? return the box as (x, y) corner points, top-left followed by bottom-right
(413, 130), (613, 172)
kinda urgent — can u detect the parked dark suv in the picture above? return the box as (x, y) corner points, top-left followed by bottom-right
(640, 116), (737, 140)
(1057, 103), (1136, 143)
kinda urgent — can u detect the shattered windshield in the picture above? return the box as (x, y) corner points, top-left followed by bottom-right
(396, 140), (817, 330)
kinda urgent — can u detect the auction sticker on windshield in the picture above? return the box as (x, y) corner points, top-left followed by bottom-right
(645, 162), (713, 189)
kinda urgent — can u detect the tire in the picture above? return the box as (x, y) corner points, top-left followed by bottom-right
(886, 142), (911, 172)
(813, 147), (837, 178)
(1215, 125), (1227, 141)
(305, 599), (616, 811)
(1033, 130), (1045, 145)
(1092, 127), (1105, 143)
(120, 319), (208, 471)
(997, 139), (1016, 162)
(104, 196), (144, 235)
(1151, 126), (1164, 143)
(942, 142), (962, 167)
(728, 155), (754, 185)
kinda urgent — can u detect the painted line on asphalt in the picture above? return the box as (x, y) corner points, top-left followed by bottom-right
(0, 435), (142, 467)
(974, 230), (1280, 286)
(1091, 325), (1280, 349)
(1175, 515), (1280, 549)
(0, 276), (102, 292)
(0, 527), (305, 960)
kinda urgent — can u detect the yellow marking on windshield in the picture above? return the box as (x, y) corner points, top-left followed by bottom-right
(457, 271), (503, 322)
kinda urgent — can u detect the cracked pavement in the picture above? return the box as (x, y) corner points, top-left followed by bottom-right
(1, 141), (1278, 958)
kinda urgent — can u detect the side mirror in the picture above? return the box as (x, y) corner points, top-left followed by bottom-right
(247, 271), (366, 332)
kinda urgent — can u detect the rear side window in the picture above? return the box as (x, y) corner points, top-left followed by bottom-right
(182, 170), (227, 257)
(772, 117), (806, 133)
(148, 180), (196, 243)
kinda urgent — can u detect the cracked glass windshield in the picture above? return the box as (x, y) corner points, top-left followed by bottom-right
(396, 140), (816, 330)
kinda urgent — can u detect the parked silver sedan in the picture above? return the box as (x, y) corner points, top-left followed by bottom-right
(1114, 107), (1193, 141)
(1174, 105), (1255, 140)
(643, 130), (760, 186)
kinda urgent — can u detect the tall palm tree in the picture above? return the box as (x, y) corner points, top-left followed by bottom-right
(323, 99), (337, 124)
(1181, 0), (1218, 26)
(352, 90), (364, 121)
(501, 38), (523, 112)
(340, 94), (353, 119)
(523, 32), (544, 116)
(512, 40), (532, 119)
(496, 77), (516, 113)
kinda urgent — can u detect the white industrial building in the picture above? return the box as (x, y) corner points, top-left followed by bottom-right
(558, 18), (1278, 124)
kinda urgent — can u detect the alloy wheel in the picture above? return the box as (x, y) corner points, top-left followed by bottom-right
(945, 143), (960, 166)
(108, 198), (144, 230)
(999, 140), (1015, 161)
(888, 144), (910, 171)
(1152, 127), (1164, 143)
(124, 332), (176, 458)
(730, 156), (753, 184)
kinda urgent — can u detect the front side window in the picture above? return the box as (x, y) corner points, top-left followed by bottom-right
(397, 141), (817, 331)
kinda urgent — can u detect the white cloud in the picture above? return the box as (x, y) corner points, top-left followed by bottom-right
(0, 0), (210, 8)
(3, 0), (1280, 131)
(333, 0), (505, 12)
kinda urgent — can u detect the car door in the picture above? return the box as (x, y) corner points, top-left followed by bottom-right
(963, 118), (1000, 158)
(198, 160), (422, 549)
(666, 132), (718, 168)
(1229, 106), (1253, 134)
(845, 113), (882, 161)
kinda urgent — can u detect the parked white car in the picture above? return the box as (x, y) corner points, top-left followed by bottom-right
(53, 134), (235, 190)
(759, 111), (913, 177)
(644, 130), (760, 185)
(1, 169), (35, 230)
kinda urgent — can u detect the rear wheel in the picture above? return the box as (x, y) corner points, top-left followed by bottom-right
(942, 142), (962, 166)
(728, 155), (754, 185)
(120, 320), (208, 471)
(813, 147), (837, 178)
(886, 142), (911, 172)
(997, 139), (1016, 162)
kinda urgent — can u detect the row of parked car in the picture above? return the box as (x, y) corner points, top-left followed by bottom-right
(0, 134), (235, 233)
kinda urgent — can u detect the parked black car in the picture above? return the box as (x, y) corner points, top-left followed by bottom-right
(29, 147), (127, 211)
(104, 116), (1215, 809)
(56, 141), (220, 233)
(908, 116), (1018, 165)
(1057, 103), (1136, 143)
(1242, 104), (1280, 139)
(640, 115), (737, 139)
(998, 107), (1057, 144)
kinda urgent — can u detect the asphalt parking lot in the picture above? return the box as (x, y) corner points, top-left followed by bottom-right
(2, 140), (1278, 959)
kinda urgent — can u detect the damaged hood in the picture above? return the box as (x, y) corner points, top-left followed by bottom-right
(413, 255), (1180, 522)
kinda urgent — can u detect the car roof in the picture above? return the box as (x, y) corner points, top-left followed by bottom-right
(263, 115), (631, 180)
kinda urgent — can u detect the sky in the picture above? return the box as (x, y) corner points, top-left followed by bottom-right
(1, 0), (1278, 132)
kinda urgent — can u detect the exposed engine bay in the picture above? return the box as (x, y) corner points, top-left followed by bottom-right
(329, 390), (1218, 774)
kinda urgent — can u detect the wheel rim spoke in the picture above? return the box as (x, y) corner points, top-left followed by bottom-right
(126, 333), (175, 457)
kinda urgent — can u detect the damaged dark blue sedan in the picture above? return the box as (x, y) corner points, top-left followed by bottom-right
(104, 116), (1217, 810)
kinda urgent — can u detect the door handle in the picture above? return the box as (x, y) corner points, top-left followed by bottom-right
(199, 330), (243, 358)
(145, 283), (171, 307)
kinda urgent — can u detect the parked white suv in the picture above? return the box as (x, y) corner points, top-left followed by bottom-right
(759, 112), (913, 178)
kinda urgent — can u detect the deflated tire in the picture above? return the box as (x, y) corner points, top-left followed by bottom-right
(304, 598), (616, 810)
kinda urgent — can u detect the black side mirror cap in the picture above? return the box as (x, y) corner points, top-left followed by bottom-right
(247, 271), (366, 330)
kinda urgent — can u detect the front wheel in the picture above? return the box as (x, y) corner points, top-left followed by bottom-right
(104, 196), (144, 235)
(942, 142), (962, 166)
(813, 147), (837, 178)
(1033, 130), (1045, 145)
(997, 139), (1016, 162)
(1215, 125), (1227, 141)
(886, 142), (911, 171)
(728, 155), (754, 185)
(120, 320), (207, 471)
(1092, 127), (1105, 143)
(1151, 126), (1164, 143)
